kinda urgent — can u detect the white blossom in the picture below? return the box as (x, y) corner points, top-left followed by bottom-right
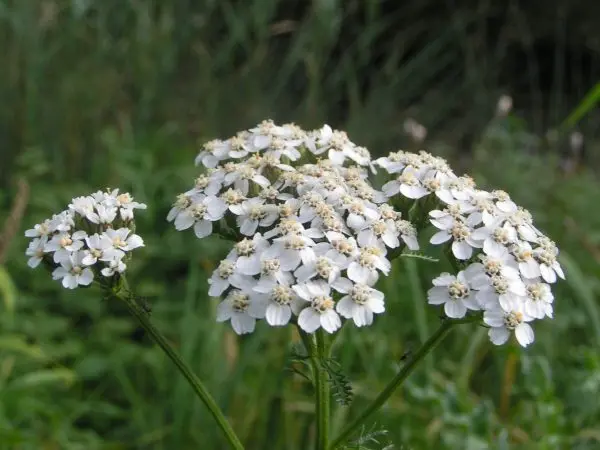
(293, 281), (341, 333)
(484, 305), (535, 347)
(52, 252), (94, 289)
(427, 271), (480, 318)
(334, 278), (385, 327)
(216, 289), (266, 335)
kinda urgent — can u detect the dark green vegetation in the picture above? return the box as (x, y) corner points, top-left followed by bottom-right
(1, 1), (599, 449)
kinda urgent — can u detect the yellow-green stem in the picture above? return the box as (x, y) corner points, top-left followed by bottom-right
(329, 319), (473, 449)
(315, 329), (331, 450)
(115, 282), (244, 450)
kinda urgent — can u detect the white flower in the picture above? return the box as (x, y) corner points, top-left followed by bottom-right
(334, 278), (385, 327)
(112, 191), (147, 220)
(101, 255), (127, 277)
(511, 242), (541, 279)
(522, 281), (554, 319)
(95, 203), (118, 224)
(69, 196), (99, 222)
(472, 222), (518, 257)
(170, 195), (227, 238)
(382, 168), (429, 199)
(25, 237), (47, 268)
(25, 219), (54, 239)
(195, 139), (231, 168)
(45, 231), (87, 263)
(307, 125), (357, 166)
(82, 233), (119, 265)
(223, 164), (270, 195)
(474, 271), (526, 311)
(227, 234), (270, 275)
(341, 196), (380, 231)
(395, 219), (419, 250)
(357, 219), (399, 249)
(264, 234), (316, 272)
(230, 197), (279, 236)
(430, 217), (482, 260)
(208, 259), (254, 296)
(52, 252), (94, 289)
(427, 271), (480, 318)
(293, 281), (341, 333)
(484, 306), (534, 347)
(318, 233), (358, 269)
(347, 246), (390, 285)
(533, 244), (565, 283)
(216, 290), (266, 335)
(294, 254), (341, 284)
(254, 258), (294, 291)
(435, 176), (476, 204)
(104, 228), (144, 252)
(253, 284), (301, 326)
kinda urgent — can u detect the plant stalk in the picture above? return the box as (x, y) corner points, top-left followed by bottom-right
(315, 329), (331, 450)
(329, 319), (467, 449)
(115, 284), (244, 450)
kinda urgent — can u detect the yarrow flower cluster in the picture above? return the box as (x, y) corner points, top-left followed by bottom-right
(169, 121), (418, 335)
(168, 120), (565, 347)
(375, 150), (564, 347)
(25, 189), (146, 289)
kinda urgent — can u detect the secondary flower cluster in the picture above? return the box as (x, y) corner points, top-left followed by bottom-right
(25, 189), (146, 289)
(169, 121), (419, 335)
(375, 151), (565, 347)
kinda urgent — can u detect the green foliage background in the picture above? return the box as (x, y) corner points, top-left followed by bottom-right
(1, 1), (599, 449)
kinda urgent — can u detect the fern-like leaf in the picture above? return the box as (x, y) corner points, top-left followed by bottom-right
(400, 252), (439, 263)
(320, 358), (353, 406)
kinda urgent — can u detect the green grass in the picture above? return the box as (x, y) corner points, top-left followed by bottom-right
(1, 1), (600, 449)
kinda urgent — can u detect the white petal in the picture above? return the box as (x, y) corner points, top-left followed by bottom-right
(352, 305), (373, 327)
(216, 301), (233, 321)
(298, 308), (321, 333)
(347, 262), (370, 284)
(515, 323), (534, 347)
(489, 327), (510, 345)
(427, 286), (448, 305)
(236, 256), (261, 275)
(239, 218), (259, 236)
(208, 278), (229, 297)
(335, 296), (355, 318)
(444, 300), (467, 318)
(331, 277), (354, 294)
(194, 220), (213, 239)
(231, 314), (256, 335)
(266, 304), (292, 326)
(174, 212), (194, 230)
(320, 310), (341, 333)
(78, 269), (94, 286)
(430, 231), (451, 245)
(539, 264), (557, 283)
(452, 241), (473, 260)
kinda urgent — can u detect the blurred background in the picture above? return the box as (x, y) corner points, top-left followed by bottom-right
(1, 1), (599, 449)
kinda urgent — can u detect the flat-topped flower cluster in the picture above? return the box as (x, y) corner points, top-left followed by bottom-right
(25, 189), (146, 288)
(377, 151), (564, 347)
(168, 122), (416, 335)
(26, 120), (565, 348)
(167, 120), (564, 346)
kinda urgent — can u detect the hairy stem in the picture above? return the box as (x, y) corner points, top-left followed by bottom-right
(115, 280), (244, 450)
(315, 329), (331, 450)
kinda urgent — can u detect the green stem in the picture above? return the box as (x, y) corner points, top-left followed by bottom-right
(329, 319), (469, 449)
(297, 327), (331, 450)
(315, 330), (331, 450)
(115, 283), (244, 450)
